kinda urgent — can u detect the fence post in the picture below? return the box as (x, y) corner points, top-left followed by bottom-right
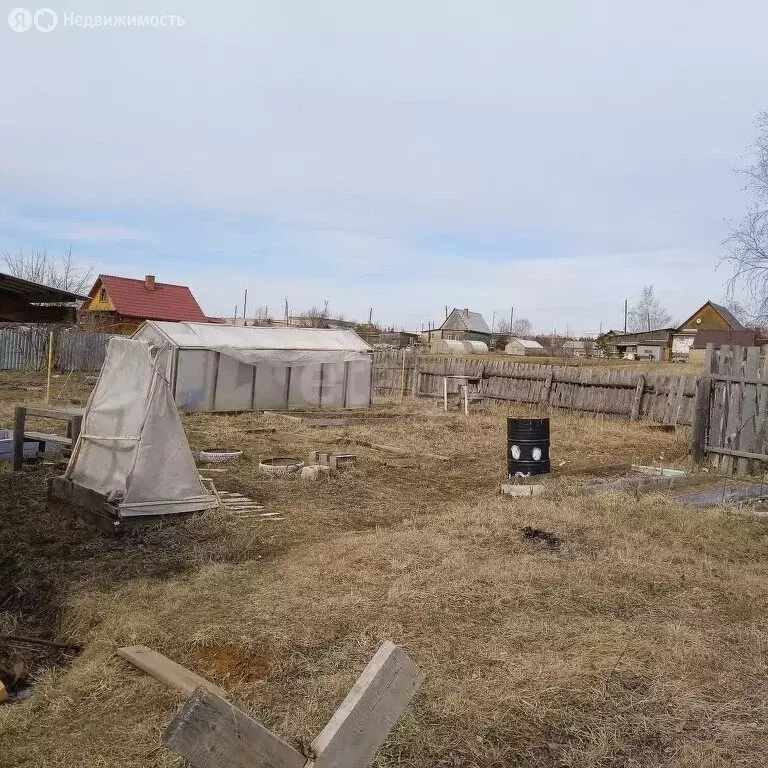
(691, 343), (715, 464)
(45, 330), (54, 403)
(540, 369), (554, 406)
(410, 352), (421, 397)
(630, 375), (645, 421)
(13, 407), (26, 471)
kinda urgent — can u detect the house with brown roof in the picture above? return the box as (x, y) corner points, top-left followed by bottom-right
(672, 301), (745, 361)
(688, 328), (760, 364)
(80, 274), (208, 334)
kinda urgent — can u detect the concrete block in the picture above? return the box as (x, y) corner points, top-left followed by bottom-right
(330, 453), (357, 470)
(301, 466), (322, 481)
(501, 483), (545, 497)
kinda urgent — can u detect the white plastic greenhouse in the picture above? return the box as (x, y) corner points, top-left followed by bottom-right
(60, 336), (218, 522)
(132, 321), (374, 412)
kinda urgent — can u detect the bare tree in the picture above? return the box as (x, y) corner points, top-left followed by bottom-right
(511, 318), (533, 337)
(296, 301), (331, 328)
(1, 245), (94, 295)
(627, 285), (673, 332)
(722, 112), (768, 322)
(249, 305), (272, 326)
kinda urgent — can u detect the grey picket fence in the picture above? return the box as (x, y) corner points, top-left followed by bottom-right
(0, 326), (114, 371)
(373, 350), (698, 426)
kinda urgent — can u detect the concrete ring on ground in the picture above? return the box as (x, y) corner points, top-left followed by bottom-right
(199, 449), (244, 463)
(258, 457), (305, 475)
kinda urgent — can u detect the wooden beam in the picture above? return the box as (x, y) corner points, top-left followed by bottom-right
(703, 372), (768, 386)
(691, 344), (715, 463)
(309, 641), (424, 768)
(629, 375), (645, 421)
(540, 371), (554, 406)
(164, 687), (306, 768)
(704, 445), (768, 462)
(117, 645), (227, 698)
(13, 406), (26, 471)
(347, 439), (449, 462)
(25, 406), (85, 419)
(0, 302), (77, 324)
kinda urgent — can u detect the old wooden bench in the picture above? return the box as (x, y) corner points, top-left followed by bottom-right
(12, 405), (84, 471)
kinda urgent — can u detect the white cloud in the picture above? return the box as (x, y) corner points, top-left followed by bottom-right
(0, 0), (765, 328)
(16, 218), (148, 243)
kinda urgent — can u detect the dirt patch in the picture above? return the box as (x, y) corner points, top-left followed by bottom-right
(521, 526), (562, 548)
(193, 644), (273, 685)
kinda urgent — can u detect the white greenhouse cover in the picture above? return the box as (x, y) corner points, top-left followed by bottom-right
(139, 321), (372, 366)
(65, 337), (218, 517)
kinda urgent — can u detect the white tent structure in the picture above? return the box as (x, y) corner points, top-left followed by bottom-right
(63, 337), (218, 520)
(132, 321), (374, 412)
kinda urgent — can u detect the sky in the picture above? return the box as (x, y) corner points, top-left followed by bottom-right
(1, 0), (767, 334)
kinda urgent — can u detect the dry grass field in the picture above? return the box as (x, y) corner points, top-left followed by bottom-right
(2, 370), (768, 767)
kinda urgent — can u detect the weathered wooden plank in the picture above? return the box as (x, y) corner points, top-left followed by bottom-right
(671, 376), (686, 427)
(630, 376), (645, 421)
(722, 346), (743, 476)
(310, 641), (424, 768)
(24, 431), (72, 446)
(164, 687), (306, 768)
(691, 344), (715, 463)
(12, 406), (26, 471)
(540, 370), (553, 406)
(703, 372), (768, 385)
(25, 405), (85, 419)
(756, 352), (768, 463)
(705, 445), (768, 462)
(710, 346), (730, 469)
(662, 376), (677, 425)
(738, 346), (760, 476)
(117, 645), (227, 698)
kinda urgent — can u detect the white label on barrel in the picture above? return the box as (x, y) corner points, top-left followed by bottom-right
(532, 447), (542, 461)
(511, 445), (521, 460)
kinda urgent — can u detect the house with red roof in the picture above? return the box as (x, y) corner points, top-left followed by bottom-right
(80, 274), (209, 334)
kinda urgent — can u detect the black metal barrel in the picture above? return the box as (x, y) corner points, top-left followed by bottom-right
(507, 417), (550, 477)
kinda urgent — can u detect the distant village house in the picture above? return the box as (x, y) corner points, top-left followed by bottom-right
(562, 339), (597, 358)
(672, 301), (744, 360)
(80, 274), (208, 335)
(429, 308), (492, 345)
(599, 328), (676, 361)
(505, 338), (546, 356)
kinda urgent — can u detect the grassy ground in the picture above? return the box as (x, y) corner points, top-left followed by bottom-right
(2, 371), (768, 767)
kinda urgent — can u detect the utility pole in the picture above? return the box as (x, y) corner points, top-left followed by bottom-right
(369, 307), (373, 325)
(624, 299), (628, 333)
(491, 311), (497, 334)
(445, 305), (448, 319)
(234, 304), (238, 323)
(243, 288), (248, 325)
(284, 298), (289, 326)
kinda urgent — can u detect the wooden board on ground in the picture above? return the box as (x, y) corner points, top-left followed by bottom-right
(163, 641), (423, 768)
(164, 687), (306, 768)
(117, 645), (227, 698)
(310, 641), (424, 768)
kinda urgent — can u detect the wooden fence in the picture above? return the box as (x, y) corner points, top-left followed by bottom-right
(0, 326), (114, 371)
(692, 344), (768, 476)
(373, 350), (698, 426)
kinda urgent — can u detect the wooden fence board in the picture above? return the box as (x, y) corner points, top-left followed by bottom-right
(739, 346), (760, 476)
(373, 353), (699, 425)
